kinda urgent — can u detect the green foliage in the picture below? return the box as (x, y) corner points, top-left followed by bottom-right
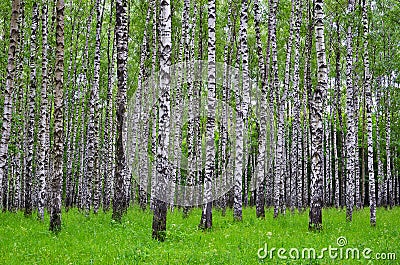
(0, 207), (399, 264)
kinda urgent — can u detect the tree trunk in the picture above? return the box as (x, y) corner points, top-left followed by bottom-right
(309, 0), (327, 231)
(283, 0), (295, 213)
(152, 0), (171, 240)
(49, 0), (64, 233)
(385, 81), (392, 208)
(233, 0), (249, 222)
(254, 0), (266, 218)
(301, 0), (312, 210)
(292, 0), (303, 212)
(38, 1), (49, 220)
(24, 3), (39, 217)
(112, 0), (129, 223)
(362, 0), (375, 227)
(270, 0), (281, 219)
(0, 0), (21, 209)
(90, 0), (105, 214)
(199, 0), (216, 229)
(103, 0), (115, 213)
(345, 0), (355, 222)
(376, 82), (384, 207)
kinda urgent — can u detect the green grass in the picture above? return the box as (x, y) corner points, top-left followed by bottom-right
(0, 206), (399, 264)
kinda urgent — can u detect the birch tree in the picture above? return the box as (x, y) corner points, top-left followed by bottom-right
(386, 88), (392, 208)
(270, 0), (283, 218)
(49, 0), (65, 233)
(309, 0), (327, 231)
(37, 0), (49, 220)
(283, 0), (295, 213)
(345, 0), (355, 222)
(25, 3), (39, 217)
(292, 0), (303, 213)
(362, 0), (376, 226)
(233, 0), (249, 222)
(90, 0), (105, 214)
(103, 0), (115, 213)
(112, 0), (129, 222)
(199, 0), (216, 229)
(0, 0), (20, 209)
(152, 0), (171, 240)
(254, 0), (266, 218)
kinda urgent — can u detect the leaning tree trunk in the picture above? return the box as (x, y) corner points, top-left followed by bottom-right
(49, 0), (64, 233)
(0, 0), (20, 209)
(199, 0), (216, 229)
(345, 0), (355, 222)
(362, 0), (375, 227)
(309, 0), (327, 231)
(152, 0), (171, 241)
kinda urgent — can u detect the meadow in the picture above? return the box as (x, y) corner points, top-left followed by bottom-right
(0, 206), (399, 264)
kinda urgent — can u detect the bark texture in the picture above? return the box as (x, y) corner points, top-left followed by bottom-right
(309, 0), (327, 231)
(50, 0), (65, 233)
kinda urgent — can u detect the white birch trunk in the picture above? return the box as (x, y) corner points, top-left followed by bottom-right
(309, 0), (327, 231)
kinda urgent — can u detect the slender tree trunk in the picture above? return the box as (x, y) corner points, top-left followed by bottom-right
(233, 0), (249, 222)
(137, 1), (153, 211)
(301, 0), (312, 210)
(49, 0), (64, 233)
(270, 0), (282, 219)
(362, 0), (375, 226)
(386, 89), (392, 208)
(254, 0), (266, 218)
(345, 0), (355, 222)
(149, 0), (158, 211)
(292, 0), (303, 213)
(90, 0), (105, 214)
(309, 0), (327, 231)
(283, 0), (295, 213)
(184, 0), (197, 216)
(24, 3), (39, 217)
(376, 82), (384, 207)
(103, 0), (115, 212)
(199, 0), (216, 229)
(152, 0), (171, 240)
(11, 10), (26, 210)
(112, 0), (129, 223)
(0, 0), (20, 209)
(354, 96), (360, 209)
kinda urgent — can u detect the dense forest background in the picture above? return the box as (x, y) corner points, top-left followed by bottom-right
(0, 0), (399, 240)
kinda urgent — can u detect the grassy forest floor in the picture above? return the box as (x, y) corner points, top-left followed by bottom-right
(0, 206), (399, 264)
